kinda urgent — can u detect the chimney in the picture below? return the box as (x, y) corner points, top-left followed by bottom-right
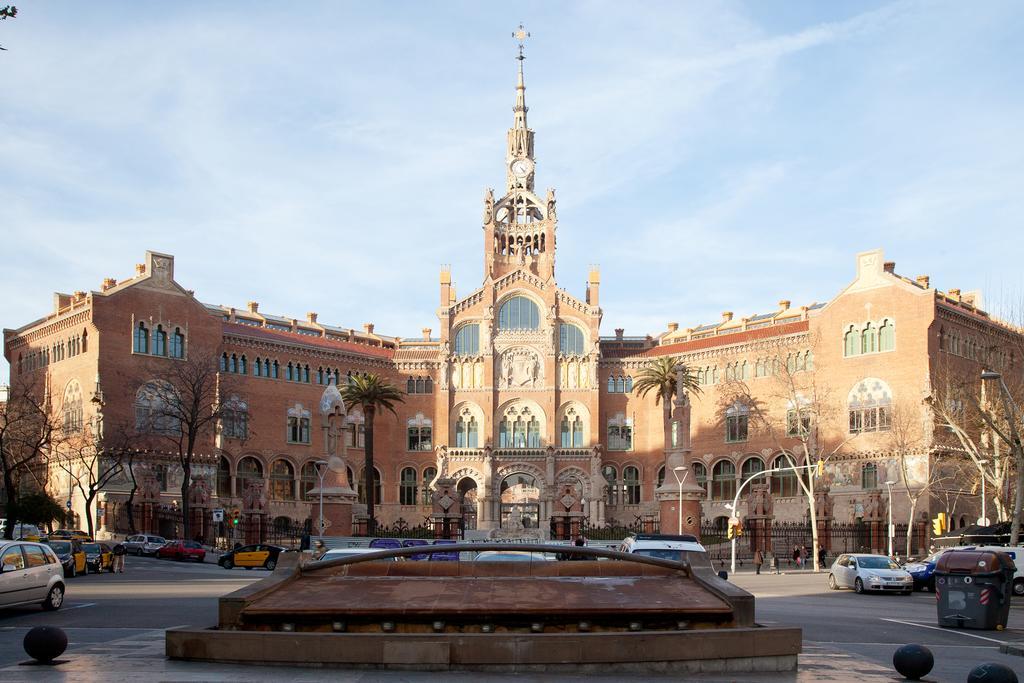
(778, 300), (791, 311)
(73, 291), (87, 303)
(667, 322), (679, 333)
(102, 278), (117, 291)
(422, 327), (432, 341)
(364, 323), (375, 335)
(306, 312), (318, 323)
(916, 275), (930, 289)
(721, 311), (733, 322)
(883, 261), (896, 273)
(948, 288), (961, 302)
(135, 263), (146, 276)
(587, 265), (601, 306)
(614, 328), (624, 340)
(247, 301), (259, 314)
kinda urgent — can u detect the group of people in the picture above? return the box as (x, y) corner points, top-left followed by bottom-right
(751, 545), (827, 574)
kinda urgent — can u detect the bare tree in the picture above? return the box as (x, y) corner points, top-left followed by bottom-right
(718, 337), (857, 571)
(0, 376), (56, 539)
(134, 346), (230, 541)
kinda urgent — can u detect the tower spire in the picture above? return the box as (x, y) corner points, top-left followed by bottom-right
(513, 23), (529, 130)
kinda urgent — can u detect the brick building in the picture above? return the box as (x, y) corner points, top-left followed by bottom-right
(4, 53), (1021, 552)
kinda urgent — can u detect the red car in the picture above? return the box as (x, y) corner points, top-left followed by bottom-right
(156, 540), (206, 562)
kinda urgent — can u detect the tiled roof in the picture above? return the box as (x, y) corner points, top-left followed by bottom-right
(221, 323), (393, 359)
(644, 320), (810, 357)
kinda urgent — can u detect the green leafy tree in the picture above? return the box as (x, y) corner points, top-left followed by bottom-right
(633, 356), (702, 452)
(14, 491), (64, 531)
(340, 373), (404, 535)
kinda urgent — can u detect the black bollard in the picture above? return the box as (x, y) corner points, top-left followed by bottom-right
(892, 644), (934, 680)
(23, 625), (68, 664)
(717, 569), (728, 581)
(967, 663), (1018, 683)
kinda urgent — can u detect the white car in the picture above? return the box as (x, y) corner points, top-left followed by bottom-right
(474, 550), (555, 562)
(828, 553), (913, 594)
(617, 534), (711, 570)
(0, 540), (65, 611)
(123, 534), (167, 556)
(322, 548), (400, 562)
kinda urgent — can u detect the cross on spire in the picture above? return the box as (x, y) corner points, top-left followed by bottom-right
(513, 23), (530, 60)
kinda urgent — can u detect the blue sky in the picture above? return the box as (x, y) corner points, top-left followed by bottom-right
(2, 1), (1022, 381)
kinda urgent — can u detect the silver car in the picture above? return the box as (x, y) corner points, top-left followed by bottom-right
(123, 534), (167, 556)
(828, 553), (913, 594)
(0, 540), (66, 611)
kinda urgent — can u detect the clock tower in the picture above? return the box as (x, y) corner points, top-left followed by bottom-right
(483, 29), (557, 282)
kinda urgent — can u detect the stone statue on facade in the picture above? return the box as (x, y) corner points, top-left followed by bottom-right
(483, 188), (494, 224)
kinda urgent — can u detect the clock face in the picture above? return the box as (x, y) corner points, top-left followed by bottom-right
(511, 159), (533, 178)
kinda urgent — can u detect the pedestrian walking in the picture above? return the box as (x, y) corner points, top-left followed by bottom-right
(799, 545), (808, 570)
(792, 545), (800, 569)
(754, 548), (763, 575)
(818, 546), (826, 568)
(112, 540), (127, 573)
(313, 540), (326, 560)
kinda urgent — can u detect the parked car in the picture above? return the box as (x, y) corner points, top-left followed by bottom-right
(122, 534), (167, 556)
(322, 548), (401, 562)
(474, 550), (555, 562)
(218, 544), (286, 570)
(157, 540), (206, 562)
(82, 542), (114, 573)
(0, 521), (43, 540)
(903, 549), (950, 591)
(44, 538), (87, 579)
(49, 529), (91, 541)
(828, 553), (913, 594)
(617, 533), (713, 570)
(0, 540), (65, 611)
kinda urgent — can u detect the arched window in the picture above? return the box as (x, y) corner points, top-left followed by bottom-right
(693, 462), (708, 494)
(62, 380), (84, 435)
(357, 467), (382, 506)
(170, 328), (185, 358)
(623, 466), (641, 504)
(498, 295), (540, 330)
(607, 376), (615, 392)
(407, 414), (433, 451)
(407, 377), (415, 393)
(415, 378), (425, 393)
(624, 376), (633, 392)
(287, 405), (311, 444)
(879, 319), (895, 352)
(134, 381), (179, 435)
(498, 404), (542, 448)
(848, 378), (893, 434)
(81, 329), (88, 353)
(861, 462), (878, 490)
(455, 409), (479, 448)
(425, 377), (433, 393)
(239, 355), (247, 375)
(657, 465), (666, 489)
(270, 460), (295, 500)
(421, 466), (437, 505)
(300, 461), (320, 500)
(861, 323), (877, 354)
(741, 457), (765, 485)
(771, 455), (799, 497)
(844, 326), (858, 357)
(607, 413), (633, 451)
(615, 376), (625, 393)
(399, 467), (418, 505)
(711, 461), (736, 501)
(216, 456), (231, 498)
(254, 358), (263, 377)
(153, 325), (167, 356)
(286, 362), (294, 381)
(302, 365), (310, 383)
(602, 465), (618, 505)
(237, 456), (263, 494)
(559, 324), (585, 355)
(454, 324), (480, 356)
(560, 410), (584, 448)
(271, 360), (278, 378)
(133, 322), (149, 354)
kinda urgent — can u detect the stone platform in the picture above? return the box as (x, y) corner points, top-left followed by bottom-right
(166, 543), (802, 672)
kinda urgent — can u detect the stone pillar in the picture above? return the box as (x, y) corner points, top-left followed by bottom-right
(814, 485), (834, 552)
(136, 470), (161, 535)
(745, 483), (774, 554)
(862, 491), (885, 553)
(656, 381), (704, 537)
(308, 458), (357, 537)
(241, 479), (268, 545)
(187, 474), (212, 544)
(430, 478), (462, 540)
(552, 483), (585, 540)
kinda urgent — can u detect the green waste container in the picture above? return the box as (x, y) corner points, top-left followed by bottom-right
(935, 549), (1015, 630)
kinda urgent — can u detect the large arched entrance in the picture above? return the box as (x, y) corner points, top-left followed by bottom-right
(457, 477), (478, 530)
(499, 473), (541, 530)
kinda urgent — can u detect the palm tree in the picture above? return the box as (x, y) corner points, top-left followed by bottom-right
(340, 373), (404, 535)
(633, 356), (702, 454)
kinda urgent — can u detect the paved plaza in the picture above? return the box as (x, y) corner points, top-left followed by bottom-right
(0, 557), (1021, 680)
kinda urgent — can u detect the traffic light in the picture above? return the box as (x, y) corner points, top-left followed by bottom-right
(931, 512), (947, 537)
(727, 517), (743, 539)
(816, 459), (824, 478)
(231, 509), (241, 526)
(727, 524), (734, 540)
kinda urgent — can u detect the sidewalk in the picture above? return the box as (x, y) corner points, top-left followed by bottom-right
(0, 629), (899, 682)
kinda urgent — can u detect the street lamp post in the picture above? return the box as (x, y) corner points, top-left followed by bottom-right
(314, 459), (329, 538)
(670, 466), (688, 534)
(981, 369), (1023, 544)
(884, 480), (897, 558)
(977, 459), (989, 526)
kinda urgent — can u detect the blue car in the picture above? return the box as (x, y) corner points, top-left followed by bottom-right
(903, 550), (948, 591)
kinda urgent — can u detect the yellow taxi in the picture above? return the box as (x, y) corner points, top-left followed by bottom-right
(218, 544), (286, 571)
(45, 538), (88, 578)
(83, 541), (114, 573)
